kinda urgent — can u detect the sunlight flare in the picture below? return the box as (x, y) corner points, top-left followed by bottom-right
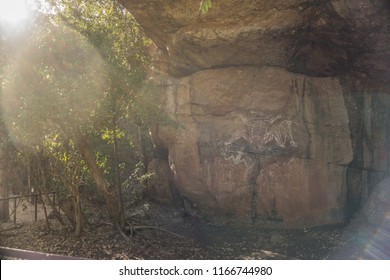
(1, 20), (108, 150)
(0, 0), (31, 25)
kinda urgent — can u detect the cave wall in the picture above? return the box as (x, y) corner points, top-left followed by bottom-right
(120, 0), (390, 228)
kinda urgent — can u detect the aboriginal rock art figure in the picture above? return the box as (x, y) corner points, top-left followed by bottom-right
(220, 116), (297, 165)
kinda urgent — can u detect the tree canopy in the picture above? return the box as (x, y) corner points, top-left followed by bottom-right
(0, 0), (158, 235)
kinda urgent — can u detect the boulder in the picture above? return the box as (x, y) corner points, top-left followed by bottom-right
(152, 66), (356, 227)
(119, 0), (390, 227)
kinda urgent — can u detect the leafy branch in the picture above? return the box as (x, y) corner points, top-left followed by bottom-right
(200, 0), (213, 14)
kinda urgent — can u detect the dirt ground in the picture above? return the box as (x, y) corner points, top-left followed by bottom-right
(0, 199), (351, 260)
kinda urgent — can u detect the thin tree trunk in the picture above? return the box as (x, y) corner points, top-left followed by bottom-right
(40, 193), (51, 231)
(112, 112), (124, 216)
(59, 195), (89, 232)
(0, 167), (9, 222)
(43, 190), (66, 228)
(73, 130), (126, 231)
(27, 164), (32, 202)
(137, 126), (148, 176)
(74, 189), (81, 236)
(39, 164), (66, 228)
(70, 156), (83, 236)
(0, 119), (10, 222)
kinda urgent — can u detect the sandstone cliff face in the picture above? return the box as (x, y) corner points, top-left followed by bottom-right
(120, 0), (390, 228)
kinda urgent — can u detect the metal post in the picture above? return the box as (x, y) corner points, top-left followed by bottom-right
(13, 198), (17, 225)
(34, 194), (38, 222)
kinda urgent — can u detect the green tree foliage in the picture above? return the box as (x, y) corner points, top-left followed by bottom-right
(0, 0), (158, 235)
(48, 0), (151, 99)
(200, 0), (213, 14)
(3, 21), (106, 141)
(46, 0), (160, 212)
